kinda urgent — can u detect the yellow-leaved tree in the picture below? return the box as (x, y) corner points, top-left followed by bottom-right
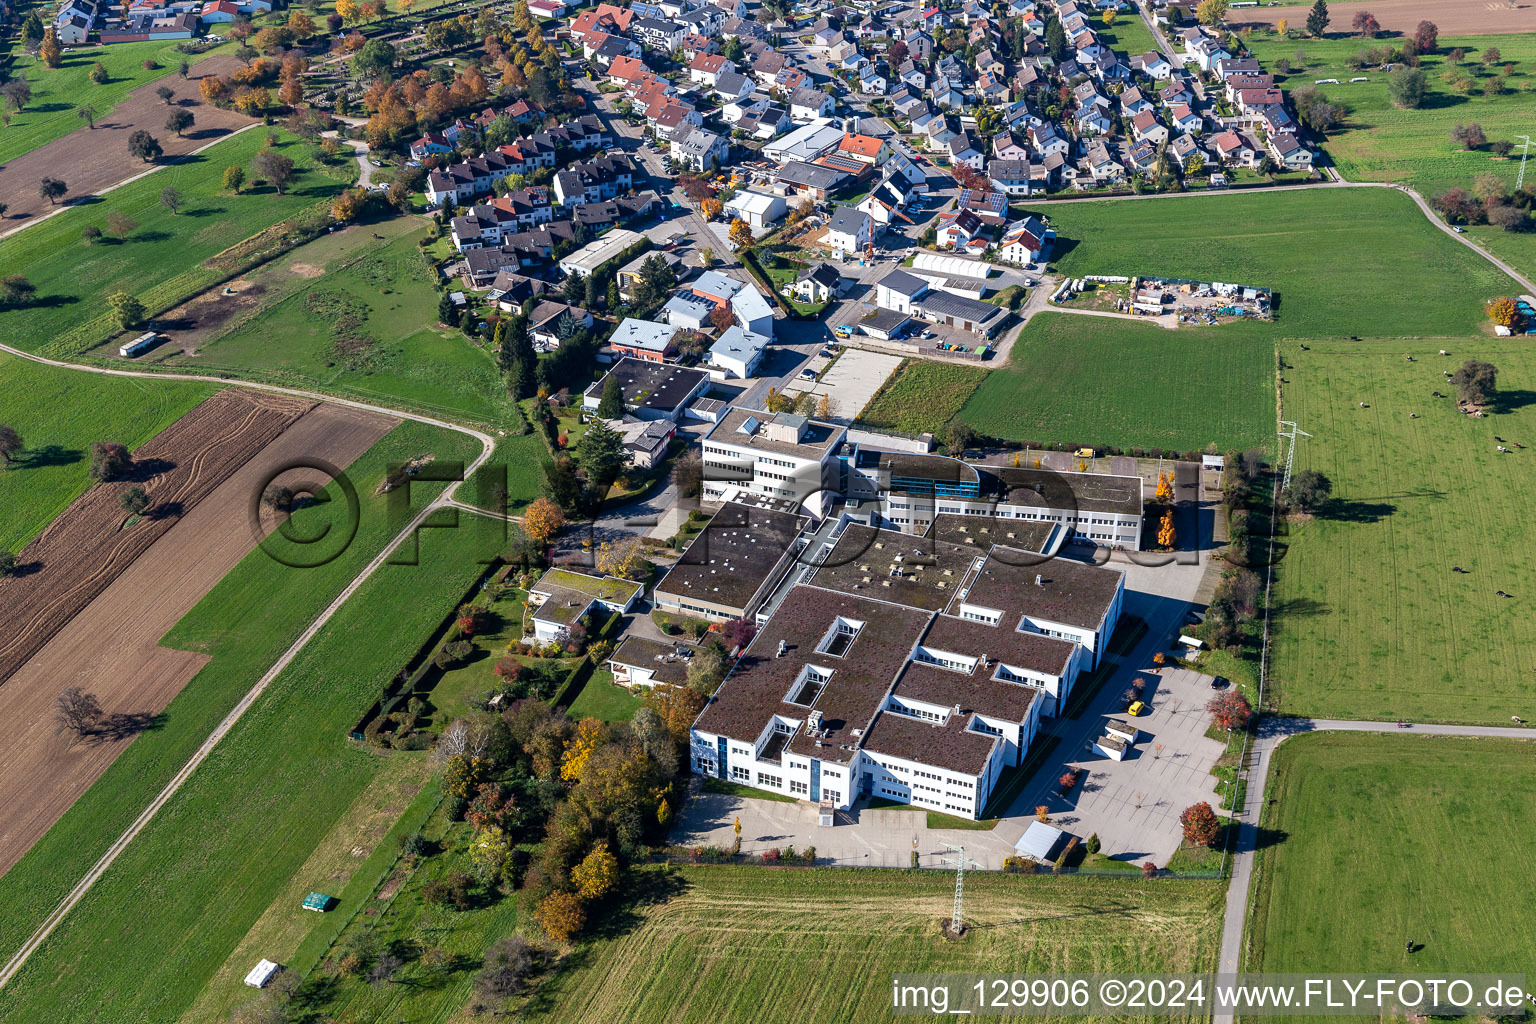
(560, 718), (608, 783)
(1157, 509), (1176, 549)
(522, 495), (565, 544)
(572, 841), (620, 899)
(1154, 472), (1173, 503)
(536, 890), (586, 942)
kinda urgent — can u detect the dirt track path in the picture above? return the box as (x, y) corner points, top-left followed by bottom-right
(0, 342), (496, 992)
(0, 57), (254, 240)
(0, 402), (395, 877)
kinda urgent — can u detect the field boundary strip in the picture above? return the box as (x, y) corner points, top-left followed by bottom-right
(0, 340), (496, 992)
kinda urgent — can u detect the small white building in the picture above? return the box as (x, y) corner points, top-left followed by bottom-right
(724, 189), (786, 230)
(708, 325), (770, 379)
(526, 568), (642, 645)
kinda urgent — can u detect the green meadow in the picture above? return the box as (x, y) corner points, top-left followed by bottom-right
(0, 352), (215, 550)
(0, 129), (352, 357)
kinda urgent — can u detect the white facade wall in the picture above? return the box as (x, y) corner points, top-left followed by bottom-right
(879, 492), (1142, 550)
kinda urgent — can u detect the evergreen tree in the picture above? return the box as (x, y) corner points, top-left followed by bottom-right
(584, 273), (602, 310)
(1305, 0), (1329, 37)
(1044, 15), (1067, 61)
(562, 270), (585, 304)
(542, 456), (583, 512)
(595, 373), (624, 419)
(573, 418), (630, 490)
(438, 290), (457, 325)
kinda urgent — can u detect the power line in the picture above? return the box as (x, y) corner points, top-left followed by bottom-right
(1277, 420), (1312, 494)
(1515, 135), (1532, 194)
(938, 844), (980, 935)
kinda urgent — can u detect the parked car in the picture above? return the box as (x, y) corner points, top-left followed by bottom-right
(798, 368), (818, 381)
(1210, 677), (1230, 690)
(1127, 701), (1147, 716)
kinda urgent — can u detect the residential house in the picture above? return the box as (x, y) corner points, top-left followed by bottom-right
(1131, 109), (1168, 146)
(632, 16), (685, 50)
(996, 215), (1049, 265)
(1131, 51), (1172, 79)
(671, 127), (729, 171)
(792, 263), (844, 304)
(609, 317), (682, 363)
(553, 154), (637, 207)
(788, 87), (836, 123)
(988, 158), (1034, 196)
(825, 207), (873, 255)
(688, 51), (735, 87)
(708, 326), (770, 379)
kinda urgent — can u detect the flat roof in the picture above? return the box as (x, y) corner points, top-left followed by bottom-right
(707, 407), (844, 460)
(861, 308), (913, 334)
(588, 357), (709, 414)
(860, 700), (1001, 776)
(610, 635), (705, 686)
(927, 513), (1057, 554)
(655, 500), (810, 613)
(810, 523), (983, 613)
(957, 551), (1123, 632)
(989, 466), (1143, 516)
(694, 585), (933, 766)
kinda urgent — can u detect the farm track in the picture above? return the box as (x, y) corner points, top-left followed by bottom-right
(0, 340), (496, 993)
(0, 402), (395, 877)
(0, 388), (314, 686)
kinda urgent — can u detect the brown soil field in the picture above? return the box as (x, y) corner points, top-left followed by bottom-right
(0, 400), (396, 876)
(1236, 0), (1536, 36)
(0, 388), (313, 686)
(0, 56), (255, 232)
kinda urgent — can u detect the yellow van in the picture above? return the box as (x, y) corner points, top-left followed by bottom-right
(1073, 447), (1096, 458)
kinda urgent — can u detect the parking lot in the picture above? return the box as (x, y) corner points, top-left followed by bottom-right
(1023, 666), (1229, 865)
(781, 347), (903, 422)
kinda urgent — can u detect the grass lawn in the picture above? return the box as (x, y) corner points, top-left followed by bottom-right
(1247, 733), (1536, 976)
(566, 668), (642, 721)
(1095, 11), (1159, 60)
(867, 797), (997, 831)
(156, 225), (522, 428)
(1243, 30), (1536, 203)
(0, 40), (225, 164)
(0, 421), (497, 1021)
(462, 431), (548, 515)
(0, 352), (215, 550)
(179, 755), (437, 1024)
(857, 358), (987, 436)
(519, 865), (1225, 1022)
(959, 187), (1524, 454)
(0, 130), (353, 358)
(700, 777), (798, 803)
(1268, 336), (1536, 723)
(1027, 188), (1513, 339)
(963, 313), (1276, 452)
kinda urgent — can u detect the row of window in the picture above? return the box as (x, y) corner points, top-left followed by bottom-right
(790, 780), (808, 796)
(888, 700), (945, 723)
(759, 772), (782, 789)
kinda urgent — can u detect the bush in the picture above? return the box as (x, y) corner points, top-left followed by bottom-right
(1085, 833), (1101, 855)
(399, 831), (429, 857)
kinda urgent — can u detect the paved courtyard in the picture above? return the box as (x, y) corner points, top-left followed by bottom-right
(1018, 666), (1228, 864)
(782, 347), (903, 422)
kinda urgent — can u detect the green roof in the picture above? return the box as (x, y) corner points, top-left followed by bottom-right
(302, 892), (332, 911)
